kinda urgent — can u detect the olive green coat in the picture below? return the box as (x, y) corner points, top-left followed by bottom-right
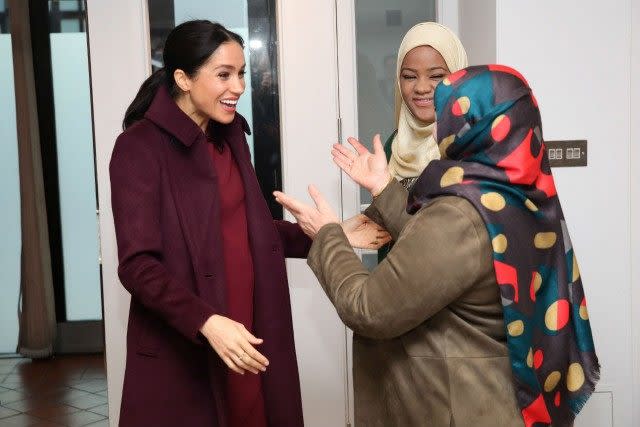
(307, 179), (523, 426)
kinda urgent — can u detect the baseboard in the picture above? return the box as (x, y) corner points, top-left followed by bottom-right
(55, 320), (104, 354)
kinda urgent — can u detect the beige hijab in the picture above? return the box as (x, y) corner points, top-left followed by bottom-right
(388, 22), (468, 180)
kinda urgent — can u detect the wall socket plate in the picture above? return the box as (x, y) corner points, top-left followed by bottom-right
(544, 140), (588, 167)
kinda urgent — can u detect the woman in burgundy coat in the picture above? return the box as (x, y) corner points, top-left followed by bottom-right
(110, 20), (301, 427)
(110, 20), (387, 427)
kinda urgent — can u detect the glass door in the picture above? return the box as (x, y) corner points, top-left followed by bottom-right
(337, 0), (437, 271)
(148, 0), (284, 218)
(335, 1), (441, 422)
(0, 0), (21, 354)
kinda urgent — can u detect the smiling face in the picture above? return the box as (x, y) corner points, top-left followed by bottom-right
(399, 45), (450, 124)
(174, 41), (246, 129)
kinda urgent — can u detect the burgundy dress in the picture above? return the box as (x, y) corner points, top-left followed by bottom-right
(208, 141), (268, 427)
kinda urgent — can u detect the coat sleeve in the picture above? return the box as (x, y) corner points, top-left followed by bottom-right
(363, 178), (412, 240)
(307, 197), (487, 339)
(110, 133), (215, 345)
(274, 220), (312, 258)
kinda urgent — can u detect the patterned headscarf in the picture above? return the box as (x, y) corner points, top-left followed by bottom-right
(407, 65), (599, 426)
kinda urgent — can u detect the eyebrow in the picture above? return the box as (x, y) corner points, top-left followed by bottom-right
(214, 64), (246, 70)
(401, 66), (448, 73)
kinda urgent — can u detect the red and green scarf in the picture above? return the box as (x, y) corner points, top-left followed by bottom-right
(407, 65), (599, 426)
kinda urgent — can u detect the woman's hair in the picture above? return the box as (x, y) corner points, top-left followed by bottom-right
(122, 20), (244, 129)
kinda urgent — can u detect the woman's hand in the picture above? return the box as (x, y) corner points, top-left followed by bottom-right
(200, 315), (269, 375)
(342, 214), (391, 249)
(332, 134), (392, 196)
(273, 185), (339, 239)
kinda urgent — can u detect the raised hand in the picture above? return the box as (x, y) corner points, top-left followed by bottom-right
(200, 315), (269, 375)
(332, 134), (392, 195)
(341, 214), (391, 249)
(274, 185), (340, 239)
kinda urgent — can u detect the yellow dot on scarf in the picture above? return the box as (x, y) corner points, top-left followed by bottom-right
(526, 348), (533, 368)
(545, 300), (570, 331)
(452, 96), (471, 116)
(525, 199), (538, 212)
(534, 232), (557, 249)
(481, 192), (506, 211)
(579, 305), (589, 320)
(507, 320), (524, 336)
(533, 272), (543, 294)
(443, 77), (451, 86)
(579, 297), (589, 320)
(492, 234), (508, 254)
(572, 253), (581, 282)
(567, 363), (585, 392)
(439, 135), (456, 158)
(544, 371), (562, 392)
(440, 166), (465, 187)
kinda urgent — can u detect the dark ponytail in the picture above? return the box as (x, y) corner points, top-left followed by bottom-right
(122, 20), (244, 130)
(122, 68), (167, 129)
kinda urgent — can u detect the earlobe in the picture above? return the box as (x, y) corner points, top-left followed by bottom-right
(173, 69), (191, 92)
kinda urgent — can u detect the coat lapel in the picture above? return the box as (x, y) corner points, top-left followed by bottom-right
(144, 86), (225, 307)
(164, 137), (217, 272)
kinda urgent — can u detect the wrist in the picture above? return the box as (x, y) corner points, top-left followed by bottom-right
(200, 314), (220, 334)
(371, 172), (393, 198)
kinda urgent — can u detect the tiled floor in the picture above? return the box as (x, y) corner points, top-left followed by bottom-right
(0, 355), (108, 427)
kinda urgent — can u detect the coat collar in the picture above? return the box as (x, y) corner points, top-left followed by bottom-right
(145, 85), (252, 147)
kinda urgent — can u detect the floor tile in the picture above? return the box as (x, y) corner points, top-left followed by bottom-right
(0, 355), (108, 426)
(0, 413), (60, 426)
(83, 420), (109, 427)
(63, 394), (108, 411)
(47, 389), (93, 406)
(22, 402), (80, 419)
(2, 398), (51, 413)
(50, 410), (106, 427)
(87, 404), (108, 417)
(0, 406), (21, 420)
(69, 381), (106, 395)
(1, 375), (25, 388)
(0, 389), (28, 404)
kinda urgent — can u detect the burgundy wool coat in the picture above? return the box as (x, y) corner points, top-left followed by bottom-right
(109, 86), (309, 427)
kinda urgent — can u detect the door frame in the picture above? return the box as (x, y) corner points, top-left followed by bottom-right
(86, 0), (151, 423)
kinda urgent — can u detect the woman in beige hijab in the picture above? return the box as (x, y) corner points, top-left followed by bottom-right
(374, 22), (468, 260)
(387, 21), (468, 188)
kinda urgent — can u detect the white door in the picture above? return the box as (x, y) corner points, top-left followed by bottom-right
(88, 0), (348, 425)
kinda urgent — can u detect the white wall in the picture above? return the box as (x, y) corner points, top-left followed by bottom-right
(277, 1), (349, 425)
(631, 0), (640, 425)
(458, 0), (496, 65)
(495, 1), (632, 425)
